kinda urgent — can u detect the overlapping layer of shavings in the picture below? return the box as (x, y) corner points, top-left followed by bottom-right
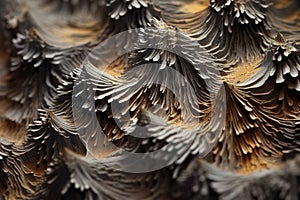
(0, 0), (299, 199)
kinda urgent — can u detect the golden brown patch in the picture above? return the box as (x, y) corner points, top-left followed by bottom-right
(224, 58), (262, 84)
(181, 0), (210, 13)
(26, 0), (104, 48)
(238, 149), (280, 175)
(104, 57), (128, 77)
(273, 0), (300, 24)
(0, 119), (26, 144)
(274, 0), (294, 9)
